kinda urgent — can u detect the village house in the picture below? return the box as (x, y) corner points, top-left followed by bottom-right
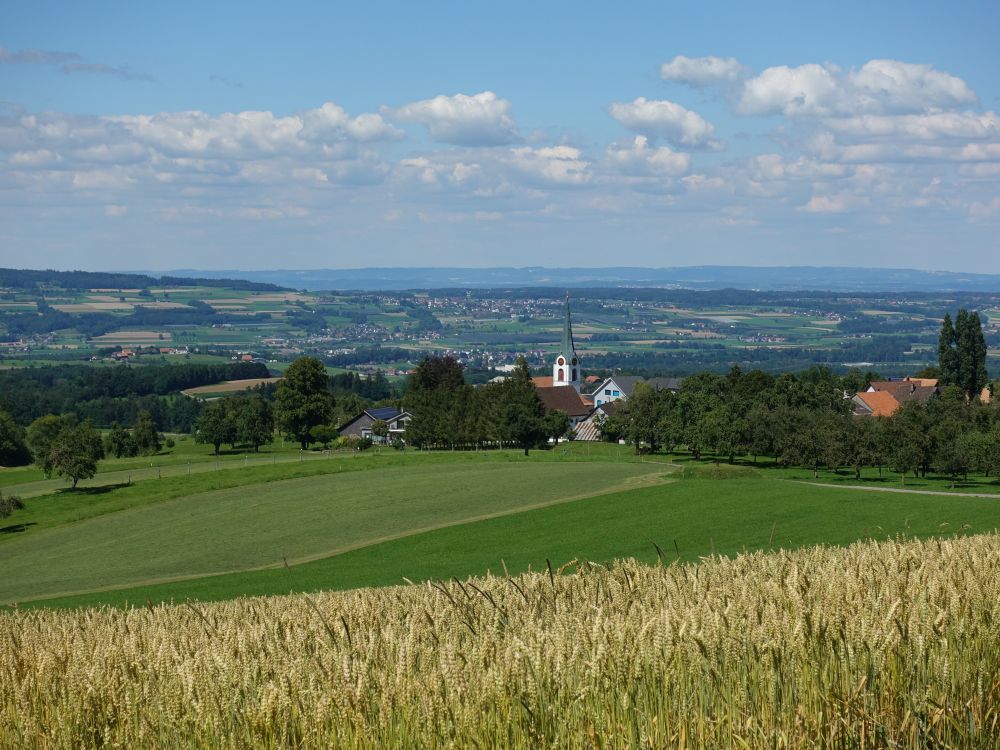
(338, 406), (411, 443)
(589, 375), (682, 408)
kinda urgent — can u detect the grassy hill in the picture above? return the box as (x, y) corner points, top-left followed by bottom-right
(3, 443), (998, 609)
(0, 459), (663, 603)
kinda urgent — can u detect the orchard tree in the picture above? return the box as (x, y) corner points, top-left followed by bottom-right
(309, 424), (337, 449)
(542, 410), (571, 443)
(26, 413), (77, 477)
(133, 410), (162, 455)
(104, 422), (139, 458)
(49, 422), (105, 489)
(194, 400), (236, 455)
(370, 419), (389, 443)
(275, 357), (335, 449)
(236, 396), (274, 452)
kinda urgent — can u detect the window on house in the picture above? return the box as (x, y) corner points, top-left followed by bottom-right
(612, 390), (620, 397)
(604, 389), (611, 395)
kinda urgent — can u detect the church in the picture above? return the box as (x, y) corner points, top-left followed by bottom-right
(533, 296), (592, 427)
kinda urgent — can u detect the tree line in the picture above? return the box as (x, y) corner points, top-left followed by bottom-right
(603, 366), (999, 483)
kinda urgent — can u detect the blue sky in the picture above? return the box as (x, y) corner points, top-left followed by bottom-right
(2, 0), (999, 271)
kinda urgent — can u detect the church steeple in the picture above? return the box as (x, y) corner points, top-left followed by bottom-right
(552, 293), (581, 391)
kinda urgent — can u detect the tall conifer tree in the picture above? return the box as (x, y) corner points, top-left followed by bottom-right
(938, 313), (958, 386)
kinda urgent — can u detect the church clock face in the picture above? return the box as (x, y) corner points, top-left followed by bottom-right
(557, 357), (565, 365)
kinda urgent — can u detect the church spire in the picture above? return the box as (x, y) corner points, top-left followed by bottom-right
(552, 293), (581, 391)
(561, 293), (576, 358)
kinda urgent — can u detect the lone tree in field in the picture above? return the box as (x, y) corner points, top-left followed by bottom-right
(48, 422), (105, 489)
(938, 310), (988, 399)
(275, 357), (335, 449)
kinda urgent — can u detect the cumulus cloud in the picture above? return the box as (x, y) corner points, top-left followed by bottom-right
(737, 59), (977, 117)
(604, 136), (690, 177)
(660, 55), (746, 87)
(608, 97), (722, 149)
(385, 91), (519, 146)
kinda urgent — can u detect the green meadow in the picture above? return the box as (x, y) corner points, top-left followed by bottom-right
(2, 441), (998, 610)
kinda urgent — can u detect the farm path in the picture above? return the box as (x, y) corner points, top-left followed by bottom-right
(789, 480), (1000, 499)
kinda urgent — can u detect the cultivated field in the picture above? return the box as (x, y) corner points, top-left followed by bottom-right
(2, 534), (997, 747)
(181, 376), (282, 396)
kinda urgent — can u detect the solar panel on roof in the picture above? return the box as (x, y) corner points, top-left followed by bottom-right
(367, 407), (402, 420)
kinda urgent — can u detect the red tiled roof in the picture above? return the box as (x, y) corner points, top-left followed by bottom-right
(532, 376), (554, 387)
(854, 390), (900, 417)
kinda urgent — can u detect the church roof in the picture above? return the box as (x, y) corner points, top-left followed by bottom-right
(535, 385), (590, 417)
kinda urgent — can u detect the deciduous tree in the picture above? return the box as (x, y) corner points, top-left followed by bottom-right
(275, 357), (335, 449)
(49, 422), (105, 489)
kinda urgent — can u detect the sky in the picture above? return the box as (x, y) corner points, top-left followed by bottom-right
(1, 0), (999, 272)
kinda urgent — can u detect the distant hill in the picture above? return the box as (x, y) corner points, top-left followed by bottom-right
(0, 268), (287, 292)
(163, 266), (1000, 292)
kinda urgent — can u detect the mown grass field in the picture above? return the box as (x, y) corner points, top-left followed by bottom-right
(0, 460), (663, 604)
(2, 534), (997, 747)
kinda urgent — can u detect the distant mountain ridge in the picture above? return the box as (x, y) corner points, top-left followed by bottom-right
(162, 266), (1000, 293)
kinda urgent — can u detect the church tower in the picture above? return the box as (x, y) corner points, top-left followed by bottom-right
(552, 294), (580, 391)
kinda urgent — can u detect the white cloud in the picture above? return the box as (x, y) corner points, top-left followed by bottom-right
(507, 146), (589, 186)
(747, 154), (848, 181)
(2, 103), (399, 192)
(386, 91), (519, 146)
(604, 136), (690, 177)
(608, 97), (722, 149)
(824, 111), (999, 140)
(738, 60), (977, 117)
(660, 55), (746, 87)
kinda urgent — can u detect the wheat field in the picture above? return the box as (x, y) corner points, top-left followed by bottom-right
(2, 534), (998, 749)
